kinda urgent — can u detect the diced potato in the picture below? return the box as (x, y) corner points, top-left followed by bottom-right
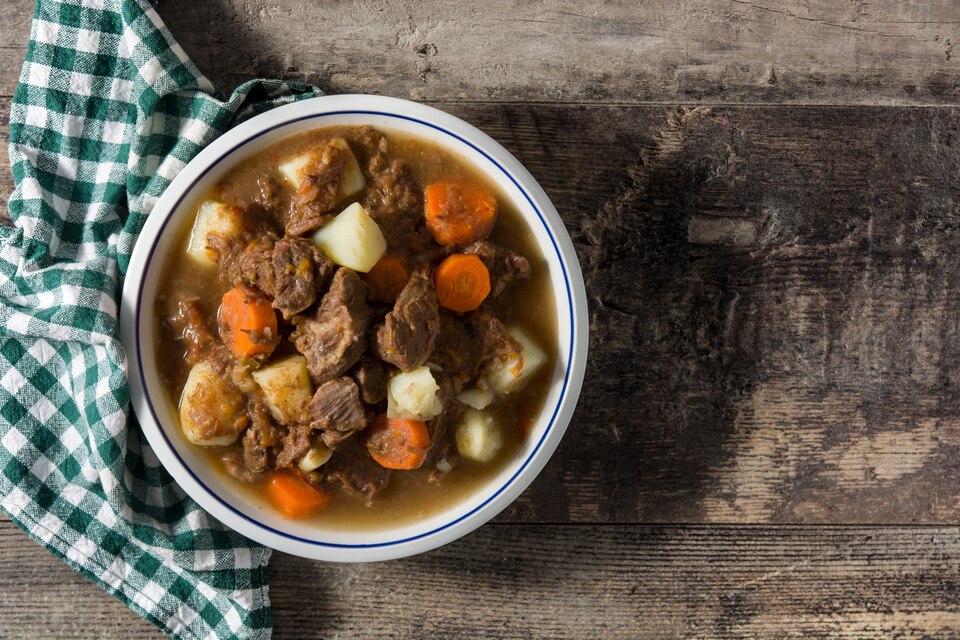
(251, 354), (313, 425)
(179, 361), (246, 447)
(299, 444), (332, 473)
(486, 327), (547, 395)
(455, 409), (502, 463)
(457, 385), (495, 410)
(277, 154), (311, 189)
(186, 200), (242, 266)
(312, 202), (386, 273)
(387, 366), (443, 420)
(278, 138), (366, 198)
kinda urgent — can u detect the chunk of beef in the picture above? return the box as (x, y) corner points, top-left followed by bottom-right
(429, 312), (482, 393)
(242, 398), (282, 473)
(427, 438), (460, 483)
(472, 309), (522, 372)
(424, 378), (463, 480)
(362, 159), (424, 248)
(218, 449), (262, 484)
(307, 377), (369, 449)
(271, 237), (336, 319)
(323, 437), (391, 503)
(252, 175), (284, 225)
(348, 125), (389, 175)
(214, 234), (278, 294)
(464, 241), (531, 297)
(275, 425), (312, 468)
(291, 268), (371, 385)
(374, 268), (440, 371)
(168, 298), (217, 365)
(352, 357), (387, 404)
(286, 140), (355, 236)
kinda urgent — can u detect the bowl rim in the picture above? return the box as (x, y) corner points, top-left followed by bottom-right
(119, 94), (589, 561)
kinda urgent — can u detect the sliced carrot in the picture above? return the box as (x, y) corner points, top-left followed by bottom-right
(365, 414), (430, 470)
(266, 470), (332, 518)
(433, 253), (491, 313)
(219, 286), (279, 358)
(424, 179), (497, 247)
(362, 254), (410, 302)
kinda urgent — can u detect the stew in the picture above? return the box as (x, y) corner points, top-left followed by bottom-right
(155, 125), (556, 528)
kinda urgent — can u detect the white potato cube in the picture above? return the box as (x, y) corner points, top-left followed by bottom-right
(387, 366), (443, 420)
(278, 138), (366, 198)
(486, 327), (548, 395)
(299, 444), (332, 474)
(457, 385), (495, 410)
(251, 354), (313, 425)
(186, 200), (242, 266)
(455, 409), (502, 463)
(311, 202), (386, 273)
(179, 361), (246, 447)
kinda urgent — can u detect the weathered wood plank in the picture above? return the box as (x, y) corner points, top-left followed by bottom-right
(438, 103), (960, 525)
(6, 101), (960, 524)
(154, 0), (960, 105)
(2, 1), (960, 104)
(0, 0), (31, 96)
(5, 517), (960, 639)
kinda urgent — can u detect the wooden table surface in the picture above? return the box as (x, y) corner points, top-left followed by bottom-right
(4, 1), (960, 637)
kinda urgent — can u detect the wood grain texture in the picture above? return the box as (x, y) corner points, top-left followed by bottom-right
(6, 517), (960, 639)
(444, 102), (960, 525)
(153, 0), (960, 105)
(3, 0), (959, 104)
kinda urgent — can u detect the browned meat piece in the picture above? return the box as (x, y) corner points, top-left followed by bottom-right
(291, 268), (371, 385)
(464, 241), (531, 297)
(213, 231), (335, 319)
(323, 437), (391, 502)
(213, 234), (278, 294)
(352, 357), (387, 404)
(430, 312), (482, 393)
(347, 125), (389, 174)
(271, 237), (336, 318)
(472, 309), (522, 372)
(275, 425), (312, 468)
(418, 378), (462, 479)
(286, 140), (355, 236)
(168, 298), (217, 365)
(320, 429), (356, 450)
(218, 449), (262, 484)
(253, 175), (282, 219)
(374, 268), (440, 371)
(307, 377), (369, 448)
(362, 159), (423, 247)
(426, 438), (460, 483)
(427, 377), (459, 442)
(242, 398), (282, 473)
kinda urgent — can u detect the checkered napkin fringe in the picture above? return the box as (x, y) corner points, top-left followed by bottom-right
(0, 1), (319, 638)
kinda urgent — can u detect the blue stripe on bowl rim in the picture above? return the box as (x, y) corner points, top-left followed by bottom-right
(136, 110), (575, 548)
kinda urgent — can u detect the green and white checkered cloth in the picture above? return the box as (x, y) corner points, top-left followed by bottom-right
(0, 1), (320, 637)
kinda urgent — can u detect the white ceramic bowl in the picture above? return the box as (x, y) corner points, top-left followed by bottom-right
(119, 95), (588, 562)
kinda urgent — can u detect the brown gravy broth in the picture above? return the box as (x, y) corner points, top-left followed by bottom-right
(154, 125), (557, 529)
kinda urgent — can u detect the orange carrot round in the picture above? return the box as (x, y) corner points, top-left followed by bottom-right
(266, 470), (332, 518)
(365, 414), (431, 470)
(424, 179), (497, 247)
(219, 286), (278, 358)
(363, 254), (410, 302)
(433, 253), (491, 313)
